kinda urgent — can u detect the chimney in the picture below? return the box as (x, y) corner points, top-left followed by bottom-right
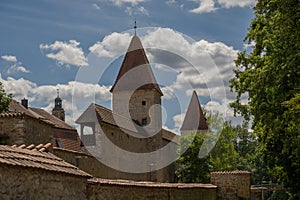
(21, 98), (28, 109)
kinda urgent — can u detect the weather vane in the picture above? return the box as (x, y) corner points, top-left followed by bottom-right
(134, 20), (137, 35)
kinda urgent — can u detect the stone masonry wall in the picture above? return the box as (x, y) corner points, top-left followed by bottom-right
(0, 116), (53, 146)
(211, 171), (251, 200)
(87, 179), (217, 200)
(0, 164), (87, 200)
(0, 117), (25, 145)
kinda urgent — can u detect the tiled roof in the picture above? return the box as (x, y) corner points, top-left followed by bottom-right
(31, 108), (75, 130)
(3, 100), (76, 131)
(211, 170), (251, 175)
(110, 35), (163, 96)
(0, 144), (91, 177)
(88, 178), (217, 189)
(0, 112), (24, 118)
(53, 129), (81, 152)
(76, 103), (177, 141)
(180, 91), (208, 133)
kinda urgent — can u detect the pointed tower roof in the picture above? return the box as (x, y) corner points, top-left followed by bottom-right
(110, 35), (163, 96)
(180, 91), (208, 133)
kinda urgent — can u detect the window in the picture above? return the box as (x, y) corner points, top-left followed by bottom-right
(142, 117), (147, 125)
(56, 139), (62, 148)
(142, 100), (146, 106)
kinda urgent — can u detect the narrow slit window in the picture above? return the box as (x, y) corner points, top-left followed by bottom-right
(142, 101), (146, 106)
(142, 117), (147, 125)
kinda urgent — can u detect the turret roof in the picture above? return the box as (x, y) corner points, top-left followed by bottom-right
(110, 35), (163, 96)
(180, 91), (208, 133)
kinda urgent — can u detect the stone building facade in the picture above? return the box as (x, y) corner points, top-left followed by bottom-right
(0, 99), (81, 151)
(76, 35), (207, 183)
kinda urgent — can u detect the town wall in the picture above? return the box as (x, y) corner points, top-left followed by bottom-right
(210, 171), (251, 200)
(53, 147), (176, 183)
(86, 178), (217, 200)
(0, 164), (87, 200)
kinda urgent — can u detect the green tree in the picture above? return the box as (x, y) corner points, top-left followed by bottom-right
(230, 0), (300, 197)
(176, 132), (212, 183)
(176, 114), (239, 183)
(0, 81), (12, 113)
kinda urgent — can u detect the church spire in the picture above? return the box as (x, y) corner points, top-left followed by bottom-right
(180, 91), (208, 134)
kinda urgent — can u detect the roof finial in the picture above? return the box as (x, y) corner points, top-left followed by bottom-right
(134, 19), (137, 36)
(57, 88), (59, 98)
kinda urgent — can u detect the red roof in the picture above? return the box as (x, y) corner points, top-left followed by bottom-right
(0, 144), (91, 177)
(110, 35), (163, 96)
(3, 100), (81, 152)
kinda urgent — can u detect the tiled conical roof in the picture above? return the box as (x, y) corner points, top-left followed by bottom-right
(110, 35), (163, 96)
(180, 91), (208, 133)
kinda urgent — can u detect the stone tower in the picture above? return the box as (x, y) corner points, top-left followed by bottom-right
(110, 35), (163, 133)
(52, 89), (65, 121)
(180, 90), (208, 135)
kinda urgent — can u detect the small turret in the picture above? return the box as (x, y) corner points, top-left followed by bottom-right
(52, 89), (65, 121)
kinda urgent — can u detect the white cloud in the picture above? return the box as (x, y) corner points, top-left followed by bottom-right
(217, 0), (256, 8)
(110, 0), (146, 7)
(92, 3), (101, 10)
(1, 55), (30, 74)
(7, 65), (30, 74)
(190, 0), (216, 14)
(40, 40), (88, 67)
(1, 55), (17, 62)
(125, 6), (149, 16)
(89, 32), (131, 58)
(189, 0), (256, 14)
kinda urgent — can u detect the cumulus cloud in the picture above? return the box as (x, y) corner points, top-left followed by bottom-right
(185, 0), (256, 14)
(125, 6), (149, 16)
(7, 65), (30, 74)
(1, 55), (17, 62)
(92, 3), (101, 10)
(217, 0), (256, 8)
(109, 0), (146, 7)
(1, 55), (30, 74)
(89, 32), (131, 58)
(190, 0), (216, 14)
(40, 40), (88, 67)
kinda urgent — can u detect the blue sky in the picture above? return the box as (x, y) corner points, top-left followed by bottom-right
(0, 0), (255, 132)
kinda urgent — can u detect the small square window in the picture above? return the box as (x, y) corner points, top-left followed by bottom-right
(142, 117), (147, 125)
(142, 101), (146, 106)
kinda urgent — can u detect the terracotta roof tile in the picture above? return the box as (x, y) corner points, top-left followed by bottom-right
(88, 178), (217, 189)
(110, 36), (163, 95)
(3, 100), (75, 131)
(0, 144), (91, 177)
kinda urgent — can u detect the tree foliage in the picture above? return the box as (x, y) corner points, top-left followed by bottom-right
(230, 0), (300, 197)
(176, 115), (239, 183)
(0, 82), (12, 113)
